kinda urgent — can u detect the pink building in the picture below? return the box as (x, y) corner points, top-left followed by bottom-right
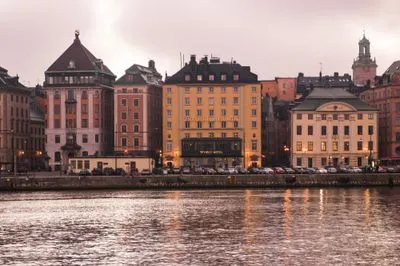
(261, 77), (296, 101)
(44, 32), (116, 171)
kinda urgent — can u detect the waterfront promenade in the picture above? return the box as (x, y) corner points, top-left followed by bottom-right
(0, 173), (398, 191)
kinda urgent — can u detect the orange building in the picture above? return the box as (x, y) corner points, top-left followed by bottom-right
(261, 77), (296, 101)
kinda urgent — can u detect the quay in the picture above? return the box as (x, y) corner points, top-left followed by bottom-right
(0, 174), (399, 191)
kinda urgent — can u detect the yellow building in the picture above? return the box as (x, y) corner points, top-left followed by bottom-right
(290, 88), (378, 168)
(163, 55), (261, 168)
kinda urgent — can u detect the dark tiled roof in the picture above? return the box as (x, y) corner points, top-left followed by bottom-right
(297, 72), (352, 93)
(165, 55), (258, 84)
(115, 62), (162, 86)
(0, 66), (30, 92)
(383, 60), (400, 76)
(292, 88), (377, 111)
(46, 33), (115, 77)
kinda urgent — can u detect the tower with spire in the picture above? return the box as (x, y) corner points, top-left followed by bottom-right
(352, 32), (377, 86)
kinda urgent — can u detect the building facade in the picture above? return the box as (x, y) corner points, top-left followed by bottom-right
(114, 60), (162, 163)
(163, 55), (261, 168)
(261, 77), (296, 101)
(352, 34), (377, 87)
(29, 85), (46, 170)
(0, 66), (32, 171)
(44, 31), (116, 171)
(360, 61), (400, 158)
(291, 88), (378, 168)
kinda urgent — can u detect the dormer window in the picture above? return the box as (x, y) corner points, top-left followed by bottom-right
(127, 75), (133, 81)
(233, 74), (239, 81)
(209, 74), (215, 81)
(185, 74), (191, 81)
(197, 75), (202, 81)
(68, 60), (75, 69)
(221, 74), (227, 81)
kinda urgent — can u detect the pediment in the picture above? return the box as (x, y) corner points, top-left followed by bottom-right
(317, 102), (356, 112)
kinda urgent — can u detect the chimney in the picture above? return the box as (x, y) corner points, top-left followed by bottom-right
(190, 54), (196, 63)
(148, 60), (155, 69)
(334, 72), (339, 77)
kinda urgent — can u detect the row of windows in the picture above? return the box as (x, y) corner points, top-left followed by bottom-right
(52, 119), (100, 129)
(47, 76), (95, 85)
(166, 96), (258, 105)
(166, 109), (256, 117)
(121, 98), (140, 107)
(54, 134), (100, 144)
(121, 112), (140, 120)
(184, 73), (242, 82)
(166, 86), (258, 94)
(120, 124), (140, 133)
(9, 94), (29, 103)
(54, 104), (99, 115)
(165, 139), (258, 152)
(53, 89), (100, 100)
(296, 140), (373, 152)
(166, 120), (257, 129)
(296, 113), (374, 120)
(10, 107), (29, 118)
(296, 125), (374, 136)
(55, 151), (95, 162)
(296, 157), (364, 167)
(120, 138), (140, 147)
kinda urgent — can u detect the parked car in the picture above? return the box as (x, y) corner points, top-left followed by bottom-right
(284, 168), (295, 174)
(260, 167), (274, 174)
(172, 168), (181, 174)
(273, 167), (285, 174)
(115, 168), (126, 176)
(182, 167), (192, 174)
(204, 168), (217, 175)
(315, 168), (328, 174)
(79, 169), (91, 176)
(326, 167), (337, 174)
(141, 169), (152, 175)
(226, 167), (238, 174)
(194, 167), (205, 175)
(249, 167), (261, 174)
(377, 166), (388, 173)
(103, 167), (115, 176)
(349, 166), (362, 173)
(293, 167), (307, 174)
(91, 168), (103, 176)
(216, 167), (226, 175)
(236, 167), (248, 174)
(306, 167), (316, 174)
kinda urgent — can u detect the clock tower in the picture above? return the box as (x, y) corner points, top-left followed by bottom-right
(352, 33), (377, 86)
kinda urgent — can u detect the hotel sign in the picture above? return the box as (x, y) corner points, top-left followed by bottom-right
(181, 138), (242, 157)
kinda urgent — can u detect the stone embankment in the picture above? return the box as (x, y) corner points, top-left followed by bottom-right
(0, 174), (399, 191)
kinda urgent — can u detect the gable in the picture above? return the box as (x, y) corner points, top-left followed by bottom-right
(316, 102), (357, 112)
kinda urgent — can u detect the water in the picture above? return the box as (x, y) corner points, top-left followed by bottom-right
(0, 188), (399, 265)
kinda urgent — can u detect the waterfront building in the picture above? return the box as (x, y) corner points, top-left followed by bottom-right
(163, 55), (261, 168)
(352, 34), (377, 87)
(261, 77), (296, 101)
(0, 66), (32, 171)
(360, 61), (400, 158)
(44, 31), (116, 171)
(113, 60), (163, 164)
(291, 88), (378, 168)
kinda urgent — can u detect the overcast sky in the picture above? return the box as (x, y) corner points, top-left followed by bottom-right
(1, 0), (400, 86)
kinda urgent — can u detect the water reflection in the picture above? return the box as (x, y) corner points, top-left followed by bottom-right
(0, 188), (399, 265)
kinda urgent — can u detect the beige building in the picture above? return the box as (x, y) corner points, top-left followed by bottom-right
(291, 88), (378, 168)
(163, 55), (261, 168)
(68, 156), (154, 173)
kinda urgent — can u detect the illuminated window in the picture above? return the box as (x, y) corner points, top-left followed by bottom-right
(332, 141), (338, 151)
(321, 141), (326, 151)
(296, 141), (302, 151)
(307, 141), (313, 151)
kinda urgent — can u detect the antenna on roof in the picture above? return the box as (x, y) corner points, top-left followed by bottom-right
(180, 52), (182, 68)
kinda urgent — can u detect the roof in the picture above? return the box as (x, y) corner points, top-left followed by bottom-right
(297, 72), (352, 93)
(45, 32), (115, 77)
(0, 66), (30, 93)
(292, 87), (377, 111)
(383, 60), (400, 76)
(165, 55), (258, 84)
(115, 61), (162, 86)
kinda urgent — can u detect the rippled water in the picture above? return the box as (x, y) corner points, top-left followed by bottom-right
(0, 188), (399, 265)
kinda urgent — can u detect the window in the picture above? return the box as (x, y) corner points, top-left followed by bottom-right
(122, 99), (127, 107)
(184, 87), (190, 93)
(333, 114), (338, 120)
(81, 119), (88, 128)
(251, 140), (257, 151)
(251, 97), (257, 105)
(344, 126), (349, 135)
(95, 134), (99, 143)
(209, 109), (214, 117)
(333, 126), (338, 135)
(166, 141), (172, 152)
(296, 141), (302, 151)
(251, 86), (257, 93)
(197, 97), (202, 105)
(185, 74), (190, 81)
(134, 138), (139, 147)
(167, 110), (172, 117)
(221, 132), (226, 138)
(209, 132), (215, 138)
(296, 125), (302, 135)
(122, 112), (127, 120)
(121, 125), (127, 133)
(321, 141), (326, 151)
(167, 122), (172, 129)
(251, 121), (257, 128)
(368, 113), (374, 120)
(221, 121), (227, 128)
(197, 75), (202, 81)
(308, 126), (313, 135)
(251, 109), (257, 116)
(208, 97), (214, 105)
(357, 126), (363, 135)
(234, 74), (240, 81)
(121, 88), (127, 93)
(166, 98), (172, 105)
(197, 133), (203, 138)
(82, 134), (88, 143)
(233, 132), (239, 138)
(221, 109), (227, 116)
(357, 141), (362, 150)
(321, 126), (327, 136)
(233, 121), (239, 128)
(321, 114), (327, 120)
(308, 114), (313, 120)
(185, 97), (190, 105)
(344, 141), (350, 151)
(209, 121), (214, 128)
(55, 152), (61, 162)
(197, 121), (202, 129)
(332, 141), (338, 151)
(134, 125), (139, 132)
(134, 99), (139, 106)
(357, 157), (362, 166)
(82, 104), (88, 114)
(134, 112), (139, 120)
(221, 74), (227, 81)
(297, 113), (302, 120)
(368, 125), (373, 135)
(221, 97), (226, 105)
(296, 158), (302, 166)
(233, 97), (239, 105)
(184, 133), (190, 138)
(185, 110), (190, 117)
(368, 141), (373, 150)
(344, 114), (350, 120)
(209, 75), (215, 81)
(209, 87), (214, 93)
(197, 109), (202, 116)
(321, 157), (327, 166)
(358, 114), (363, 120)
(54, 105), (60, 114)
(197, 87), (202, 94)
(233, 109), (239, 116)
(55, 135), (60, 144)
(221, 87), (226, 93)
(166, 87), (172, 93)
(307, 141), (313, 151)
(233, 87), (238, 93)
